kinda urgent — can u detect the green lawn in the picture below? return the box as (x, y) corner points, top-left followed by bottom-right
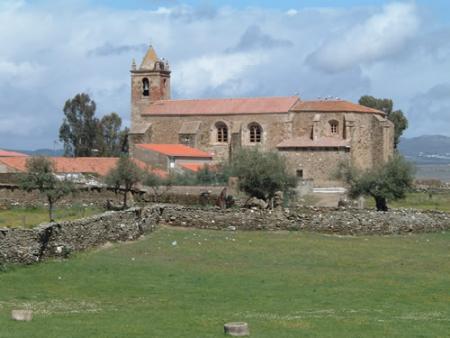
(0, 227), (449, 337)
(366, 191), (450, 212)
(0, 206), (103, 228)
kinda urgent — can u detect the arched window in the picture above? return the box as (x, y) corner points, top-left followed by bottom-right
(249, 123), (262, 143)
(216, 122), (228, 143)
(329, 120), (338, 134)
(142, 78), (150, 96)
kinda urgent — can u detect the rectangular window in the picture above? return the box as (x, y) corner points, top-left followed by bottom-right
(296, 169), (303, 178)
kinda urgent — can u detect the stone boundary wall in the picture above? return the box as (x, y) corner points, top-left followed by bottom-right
(2, 204), (449, 265)
(161, 206), (450, 235)
(0, 184), (224, 208)
(0, 206), (161, 265)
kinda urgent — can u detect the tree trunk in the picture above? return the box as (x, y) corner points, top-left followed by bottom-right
(374, 195), (388, 211)
(123, 190), (128, 210)
(48, 198), (54, 221)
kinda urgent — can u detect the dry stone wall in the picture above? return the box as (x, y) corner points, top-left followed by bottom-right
(161, 206), (450, 235)
(2, 204), (449, 266)
(0, 206), (161, 265)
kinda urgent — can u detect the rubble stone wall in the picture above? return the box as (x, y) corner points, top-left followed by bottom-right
(0, 206), (160, 265)
(161, 206), (450, 235)
(2, 204), (449, 266)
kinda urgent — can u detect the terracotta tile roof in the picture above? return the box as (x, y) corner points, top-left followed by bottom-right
(132, 159), (168, 178)
(179, 163), (206, 172)
(0, 149), (28, 157)
(0, 157), (167, 177)
(142, 96), (299, 116)
(277, 137), (350, 149)
(136, 144), (213, 158)
(292, 100), (384, 114)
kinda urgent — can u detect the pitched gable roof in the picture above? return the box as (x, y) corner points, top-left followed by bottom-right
(0, 157), (167, 177)
(142, 96), (299, 116)
(136, 144), (212, 158)
(292, 100), (384, 114)
(0, 149), (28, 157)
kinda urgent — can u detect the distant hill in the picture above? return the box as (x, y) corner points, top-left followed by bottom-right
(398, 135), (450, 164)
(10, 148), (65, 157)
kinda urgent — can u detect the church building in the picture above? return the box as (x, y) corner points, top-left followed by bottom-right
(129, 46), (394, 187)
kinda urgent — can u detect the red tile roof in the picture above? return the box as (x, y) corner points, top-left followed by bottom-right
(0, 149), (28, 157)
(179, 163), (207, 172)
(0, 157), (167, 177)
(277, 137), (350, 149)
(292, 100), (384, 114)
(136, 144), (213, 158)
(142, 96), (299, 116)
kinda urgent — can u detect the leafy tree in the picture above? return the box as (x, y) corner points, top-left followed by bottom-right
(195, 164), (228, 185)
(227, 148), (297, 203)
(336, 155), (415, 211)
(59, 93), (99, 157)
(118, 127), (130, 154)
(143, 172), (172, 202)
(105, 156), (143, 209)
(20, 157), (74, 221)
(359, 95), (408, 148)
(97, 112), (126, 156)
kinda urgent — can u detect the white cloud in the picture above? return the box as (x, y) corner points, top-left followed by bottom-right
(285, 9), (298, 17)
(0, 1), (448, 148)
(0, 60), (44, 87)
(307, 3), (420, 72)
(174, 52), (269, 97)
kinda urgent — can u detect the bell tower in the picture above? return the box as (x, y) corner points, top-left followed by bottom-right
(130, 46), (171, 147)
(131, 45), (171, 103)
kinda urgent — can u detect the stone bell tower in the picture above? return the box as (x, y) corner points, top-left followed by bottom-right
(131, 45), (171, 103)
(130, 46), (171, 147)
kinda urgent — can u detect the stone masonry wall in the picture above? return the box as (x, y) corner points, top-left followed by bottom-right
(161, 205), (450, 235)
(0, 206), (161, 265)
(3, 204), (447, 266)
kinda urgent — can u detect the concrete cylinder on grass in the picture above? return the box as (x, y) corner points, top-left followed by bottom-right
(224, 322), (249, 336)
(11, 310), (33, 321)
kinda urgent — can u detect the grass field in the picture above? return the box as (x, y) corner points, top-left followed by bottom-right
(366, 191), (450, 212)
(0, 227), (449, 337)
(0, 206), (103, 228)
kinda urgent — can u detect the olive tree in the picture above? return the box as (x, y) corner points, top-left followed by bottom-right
(336, 155), (415, 211)
(227, 148), (297, 204)
(20, 157), (74, 221)
(105, 156), (143, 209)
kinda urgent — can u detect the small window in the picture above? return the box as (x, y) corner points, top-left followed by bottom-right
(142, 78), (150, 96)
(249, 123), (262, 143)
(329, 120), (338, 134)
(296, 169), (303, 178)
(216, 122), (228, 143)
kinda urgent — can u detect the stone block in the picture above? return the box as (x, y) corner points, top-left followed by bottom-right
(11, 310), (33, 321)
(224, 322), (249, 336)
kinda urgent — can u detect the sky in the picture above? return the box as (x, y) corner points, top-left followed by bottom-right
(1, 0), (450, 150)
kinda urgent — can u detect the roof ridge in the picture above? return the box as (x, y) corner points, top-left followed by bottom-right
(150, 95), (298, 103)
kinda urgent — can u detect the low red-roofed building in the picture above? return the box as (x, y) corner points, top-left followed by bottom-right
(0, 157), (167, 178)
(134, 144), (213, 172)
(0, 149), (28, 157)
